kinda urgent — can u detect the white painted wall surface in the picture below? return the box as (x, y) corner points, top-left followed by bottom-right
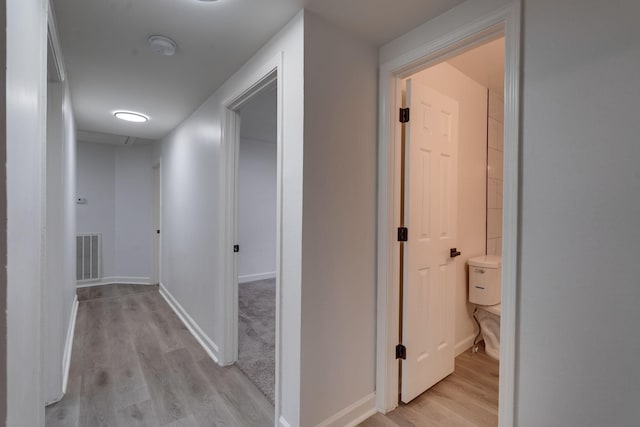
(157, 13), (304, 426)
(238, 137), (277, 282)
(114, 145), (154, 280)
(76, 142), (116, 278)
(412, 62), (488, 354)
(6, 0), (48, 423)
(76, 142), (153, 282)
(301, 12), (378, 426)
(518, 0), (640, 425)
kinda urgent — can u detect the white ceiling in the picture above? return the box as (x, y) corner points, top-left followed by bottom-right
(53, 0), (465, 141)
(448, 37), (505, 96)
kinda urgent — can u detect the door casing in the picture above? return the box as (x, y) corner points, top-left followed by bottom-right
(375, 4), (521, 426)
(221, 54), (283, 427)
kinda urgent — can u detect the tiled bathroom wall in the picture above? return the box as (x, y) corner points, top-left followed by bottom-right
(487, 90), (504, 255)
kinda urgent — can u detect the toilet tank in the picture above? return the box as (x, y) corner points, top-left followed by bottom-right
(468, 255), (502, 306)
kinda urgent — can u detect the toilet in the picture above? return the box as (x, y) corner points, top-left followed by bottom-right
(468, 255), (502, 360)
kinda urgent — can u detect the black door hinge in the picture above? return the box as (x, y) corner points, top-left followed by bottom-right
(233, 245), (240, 253)
(397, 227), (408, 242)
(156, 229), (160, 234)
(396, 344), (407, 360)
(399, 108), (410, 123)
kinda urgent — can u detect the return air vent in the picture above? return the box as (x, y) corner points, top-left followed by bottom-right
(76, 233), (101, 282)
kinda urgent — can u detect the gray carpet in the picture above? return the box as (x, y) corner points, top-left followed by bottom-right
(237, 278), (276, 404)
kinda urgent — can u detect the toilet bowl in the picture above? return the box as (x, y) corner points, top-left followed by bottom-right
(475, 303), (501, 360)
(468, 255), (502, 361)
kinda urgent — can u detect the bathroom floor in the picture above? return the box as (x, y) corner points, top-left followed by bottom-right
(360, 345), (499, 427)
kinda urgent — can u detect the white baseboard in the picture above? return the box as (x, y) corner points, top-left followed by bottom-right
(62, 295), (79, 394)
(316, 393), (377, 427)
(238, 271), (276, 284)
(158, 283), (220, 363)
(76, 276), (154, 288)
(279, 416), (292, 427)
(455, 333), (477, 356)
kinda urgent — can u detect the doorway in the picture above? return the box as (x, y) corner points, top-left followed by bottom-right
(221, 63), (283, 424)
(236, 84), (277, 404)
(375, 5), (520, 426)
(399, 36), (505, 404)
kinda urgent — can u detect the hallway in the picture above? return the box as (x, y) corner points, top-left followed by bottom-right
(45, 284), (273, 426)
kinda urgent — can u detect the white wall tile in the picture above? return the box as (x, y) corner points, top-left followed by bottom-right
(489, 90), (504, 123)
(488, 147), (503, 179)
(487, 178), (504, 209)
(487, 208), (503, 239)
(488, 117), (499, 150)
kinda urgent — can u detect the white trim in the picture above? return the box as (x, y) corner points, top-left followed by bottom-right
(278, 416), (292, 427)
(315, 393), (377, 427)
(151, 160), (162, 286)
(47, 5), (66, 82)
(376, 4), (520, 426)
(61, 295), (78, 394)
(220, 52), (284, 427)
(238, 271), (276, 284)
(455, 333), (477, 357)
(158, 282), (220, 363)
(75, 276), (153, 288)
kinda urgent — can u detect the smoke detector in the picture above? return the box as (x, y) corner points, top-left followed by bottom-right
(148, 35), (177, 56)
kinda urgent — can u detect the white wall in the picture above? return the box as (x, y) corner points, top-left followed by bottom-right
(6, 0), (48, 424)
(76, 142), (116, 277)
(412, 61), (488, 354)
(238, 137), (277, 282)
(76, 142), (153, 283)
(518, 0), (640, 425)
(300, 12), (378, 426)
(157, 13), (304, 426)
(114, 145), (154, 280)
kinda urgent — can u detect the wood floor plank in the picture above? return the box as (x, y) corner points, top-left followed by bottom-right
(46, 284), (274, 427)
(360, 348), (499, 427)
(115, 399), (159, 427)
(133, 322), (189, 425)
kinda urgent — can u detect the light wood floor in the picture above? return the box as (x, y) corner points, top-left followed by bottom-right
(45, 284), (273, 427)
(360, 348), (499, 427)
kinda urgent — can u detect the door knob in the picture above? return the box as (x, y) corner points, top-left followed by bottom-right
(450, 248), (461, 258)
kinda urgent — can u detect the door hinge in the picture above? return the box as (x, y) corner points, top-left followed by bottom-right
(399, 108), (410, 123)
(156, 229), (160, 234)
(396, 344), (407, 360)
(397, 227), (408, 242)
(233, 245), (240, 253)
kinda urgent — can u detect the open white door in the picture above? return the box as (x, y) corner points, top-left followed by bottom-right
(400, 79), (459, 403)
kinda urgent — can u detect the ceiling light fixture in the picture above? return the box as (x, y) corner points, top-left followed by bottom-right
(114, 111), (149, 123)
(148, 35), (177, 56)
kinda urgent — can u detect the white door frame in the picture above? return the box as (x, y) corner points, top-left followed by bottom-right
(220, 53), (283, 426)
(375, 4), (521, 426)
(151, 160), (162, 285)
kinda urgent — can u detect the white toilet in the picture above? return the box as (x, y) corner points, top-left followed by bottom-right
(468, 255), (502, 360)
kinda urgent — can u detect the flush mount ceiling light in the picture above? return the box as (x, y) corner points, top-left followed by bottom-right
(114, 111), (149, 123)
(148, 35), (177, 56)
